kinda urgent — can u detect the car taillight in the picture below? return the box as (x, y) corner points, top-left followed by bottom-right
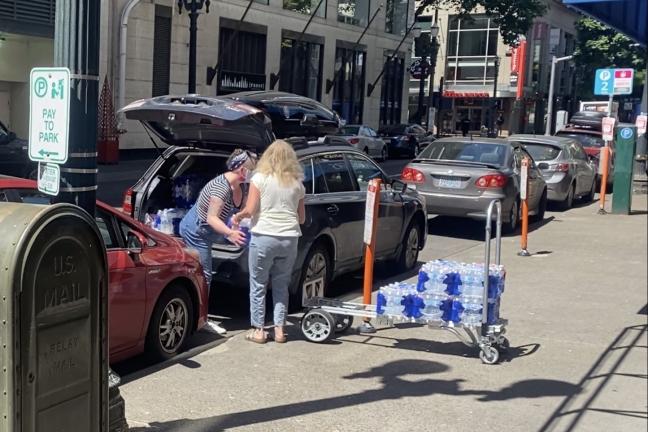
(475, 174), (508, 188)
(556, 163), (570, 172)
(348, 138), (359, 145)
(401, 167), (425, 183)
(122, 188), (133, 215)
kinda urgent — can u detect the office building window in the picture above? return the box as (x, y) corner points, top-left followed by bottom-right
(217, 27), (267, 95)
(385, 0), (408, 35)
(152, 5), (172, 97)
(380, 55), (404, 125)
(445, 15), (499, 86)
(338, 0), (370, 26)
(332, 46), (366, 124)
(279, 38), (324, 100)
(283, 0), (326, 17)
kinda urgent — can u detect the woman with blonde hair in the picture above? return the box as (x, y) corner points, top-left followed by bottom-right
(232, 140), (305, 344)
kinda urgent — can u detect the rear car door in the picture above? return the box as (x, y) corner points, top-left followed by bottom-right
(346, 153), (403, 257)
(571, 142), (595, 195)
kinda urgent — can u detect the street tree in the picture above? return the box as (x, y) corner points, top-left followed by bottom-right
(415, 0), (546, 45)
(574, 17), (647, 99)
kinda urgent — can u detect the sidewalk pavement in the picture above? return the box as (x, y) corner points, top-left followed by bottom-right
(120, 195), (647, 432)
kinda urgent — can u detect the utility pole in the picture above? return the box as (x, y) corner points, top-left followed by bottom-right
(545, 55), (574, 135)
(54, 0), (100, 215)
(509, 38), (528, 134)
(178, 0), (211, 94)
(489, 57), (500, 136)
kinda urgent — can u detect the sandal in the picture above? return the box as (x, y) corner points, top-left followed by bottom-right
(273, 328), (287, 344)
(245, 329), (267, 344)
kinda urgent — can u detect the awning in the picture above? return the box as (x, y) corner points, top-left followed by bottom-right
(562, 0), (647, 46)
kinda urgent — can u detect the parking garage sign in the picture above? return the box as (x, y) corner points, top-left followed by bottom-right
(29, 67), (70, 164)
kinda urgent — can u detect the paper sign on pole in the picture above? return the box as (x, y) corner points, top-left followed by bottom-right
(602, 117), (616, 141)
(520, 158), (529, 200)
(29, 67), (71, 164)
(636, 115), (647, 135)
(37, 163), (60, 196)
(363, 180), (379, 245)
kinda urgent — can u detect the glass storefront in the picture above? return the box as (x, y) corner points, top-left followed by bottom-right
(385, 0), (409, 35)
(445, 16), (499, 86)
(379, 55), (405, 126)
(338, 0), (370, 26)
(217, 27), (267, 95)
(332, 46), (366, 124)
(279, 38), (324, 101)
(283, 0), (326, 17)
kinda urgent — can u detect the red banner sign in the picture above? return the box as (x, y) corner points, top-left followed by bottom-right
(442, 91), (490, 98)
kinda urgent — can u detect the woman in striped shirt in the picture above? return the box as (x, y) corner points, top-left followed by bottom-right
(179, 149), (256, 334)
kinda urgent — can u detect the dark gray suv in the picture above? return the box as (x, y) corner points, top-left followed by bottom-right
(120, 95), (427, 305)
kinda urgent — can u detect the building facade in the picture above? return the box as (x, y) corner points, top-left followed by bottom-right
(409, 0), (580, 135)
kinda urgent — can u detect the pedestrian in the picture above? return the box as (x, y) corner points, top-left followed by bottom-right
(179, 149), (256, 335)
(496, 113), (505, 136)
(460, 116), (470, 137)
(232, 140), (306, 344)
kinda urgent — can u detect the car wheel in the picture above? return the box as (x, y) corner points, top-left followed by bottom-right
(583, 179), (596, 203)
(396, 220), (422, 272)
(291, 242), (330, 311)
(560, 183), (575, 210)
(380, 146), (388, 161)
(532, 189), (547, 223)
(145, 284), (193, 361)
(502, 200), (520, 234)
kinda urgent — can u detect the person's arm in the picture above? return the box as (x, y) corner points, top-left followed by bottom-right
(207, 197), (245, 246)
(232, 183), (260, 224)
(297, 198), (305, 225)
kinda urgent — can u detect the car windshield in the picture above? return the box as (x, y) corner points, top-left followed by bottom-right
(417, 141), (507, 166)
(340, 126), (360, 135)
(556, 132), (605, 148)
(521, 143), (561, 161)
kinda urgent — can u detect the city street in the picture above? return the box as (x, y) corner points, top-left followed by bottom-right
(114, 194), (648, 432)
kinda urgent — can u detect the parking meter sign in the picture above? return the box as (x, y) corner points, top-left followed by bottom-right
(520, 158), (529, 200)
(37, 162), (60, 196)
(29, 67), (70, 164)
(636, 115), (647, 135)
(602, 117), (616, 141)
(364, 181), (379, 245)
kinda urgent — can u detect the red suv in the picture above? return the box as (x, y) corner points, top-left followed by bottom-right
(0, 176), (209, 363)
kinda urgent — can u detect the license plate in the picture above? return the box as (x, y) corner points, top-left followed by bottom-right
(437, 178), (462, 189)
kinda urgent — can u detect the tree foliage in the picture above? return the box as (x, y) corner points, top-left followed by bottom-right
(574, 17), (647, 97)
(415, 0), (546, 46)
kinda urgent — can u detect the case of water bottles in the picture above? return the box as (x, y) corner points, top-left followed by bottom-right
(376, 259), (505, 327)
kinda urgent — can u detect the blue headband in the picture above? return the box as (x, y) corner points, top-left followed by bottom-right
(228, 152), (249, 171)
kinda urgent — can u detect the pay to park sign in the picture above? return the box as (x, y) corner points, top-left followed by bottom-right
(29, 67), (71, 164)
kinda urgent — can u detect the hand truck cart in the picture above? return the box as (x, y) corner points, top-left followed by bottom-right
(299, 199), (509, 364)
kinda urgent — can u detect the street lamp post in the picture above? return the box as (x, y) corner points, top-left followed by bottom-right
(178, 0), (211, 94)
(489, 56), (500, 136)
(425, 11), (440, 133)
(415, 31), (431, 125)
(545, 55), (574, 135)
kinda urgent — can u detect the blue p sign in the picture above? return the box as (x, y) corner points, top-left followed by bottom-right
(594, 69), (614, 95)
(620, 128), (634, 140)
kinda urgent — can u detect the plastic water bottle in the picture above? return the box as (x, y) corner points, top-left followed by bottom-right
(238, 218), (252, 246)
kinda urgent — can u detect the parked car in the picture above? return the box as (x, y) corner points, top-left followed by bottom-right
(121, 95), (428, 305)
(378, 123), (434, 158)
(400, 137), (547, 233)
(0, 121), (37, 179)
(333, 124), (388, 160)
(508, 134), (597, 209)
(0, 175), (209, 364)
(222, 91), (341, 140)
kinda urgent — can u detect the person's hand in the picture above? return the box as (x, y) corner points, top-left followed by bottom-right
(226, 229), (246, 246)
(231, 212), (242, 227)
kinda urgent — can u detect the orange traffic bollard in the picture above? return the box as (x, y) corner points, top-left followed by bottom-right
(598, 146), (610, 215)
(359, 178), (382, 333)
(518, 157), (531, 257)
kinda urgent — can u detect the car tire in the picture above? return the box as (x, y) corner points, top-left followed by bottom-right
(145, 284), (194, 362)
(396, 219), (422, 273)
(583, 178), (596, 203)
(560, 183), (575, 210)
(532, 189), (547, 223)
(290, 242), (330, 312)
(502, 199), (520, 234)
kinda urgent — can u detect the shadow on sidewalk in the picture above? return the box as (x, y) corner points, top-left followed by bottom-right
(129, 359), (579, 431)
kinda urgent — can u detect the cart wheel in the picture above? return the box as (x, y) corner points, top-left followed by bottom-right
(497, 337), (510, 352)
(479, 346), (500, 365)
(301, 309), (336, 343)
(334, 315), (354, 333)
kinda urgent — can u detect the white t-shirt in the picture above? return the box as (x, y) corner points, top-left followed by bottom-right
(250, 172), (305, 237)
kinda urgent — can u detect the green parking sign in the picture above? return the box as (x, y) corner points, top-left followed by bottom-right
(29, 67), (70, 164)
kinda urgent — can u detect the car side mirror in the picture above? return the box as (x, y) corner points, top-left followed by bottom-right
(127, 231), (147, 255)
(391, 179), (408, 194)
(537, 162), (550, 170)
(300, 114), (319, 127)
